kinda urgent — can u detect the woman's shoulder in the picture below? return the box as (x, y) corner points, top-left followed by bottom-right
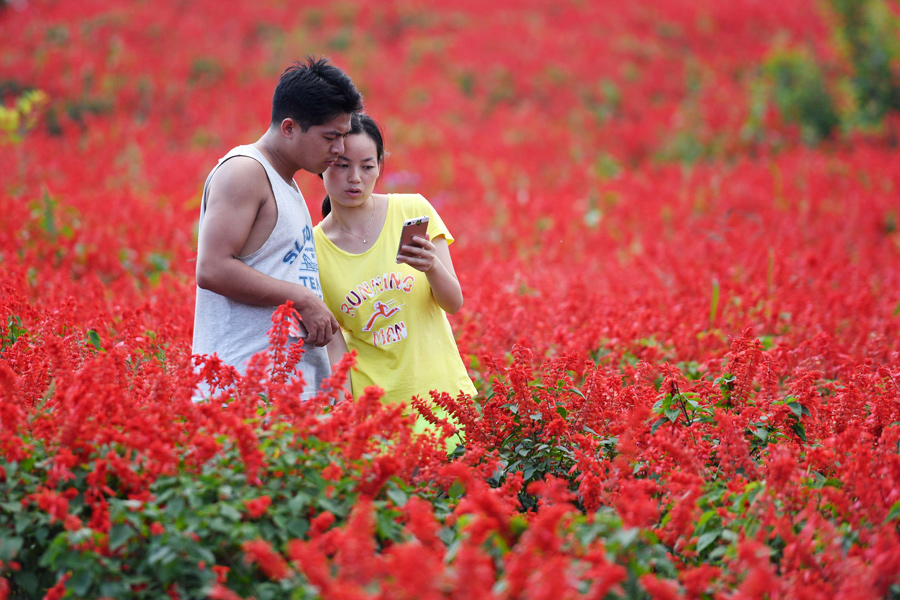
(389, 193), (434, 214)
(312, 217), (335, 246)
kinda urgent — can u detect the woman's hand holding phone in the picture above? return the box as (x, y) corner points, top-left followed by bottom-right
(397, 231), (436, 272)
(396, 216), (435, 272)
(396, 215), (463, 314)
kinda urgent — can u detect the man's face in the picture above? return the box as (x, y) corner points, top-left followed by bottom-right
(290, 113), (353, 174)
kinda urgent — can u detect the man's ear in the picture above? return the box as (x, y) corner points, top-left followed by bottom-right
(280, 118), (295, 138)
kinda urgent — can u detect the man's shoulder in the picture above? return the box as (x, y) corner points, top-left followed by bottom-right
(211, 152), (267, 183)
(206, 153), (270, 204)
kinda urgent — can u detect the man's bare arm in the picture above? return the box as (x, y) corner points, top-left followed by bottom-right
(195, 157), (338, 346)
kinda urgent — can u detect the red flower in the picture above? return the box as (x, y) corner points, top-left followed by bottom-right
(44, 573), (71, 600)
(207, 584), (245, 600)
(309, 511), (335, 536)
(63, 514), (82, 531)
(243, 495), (272, 519)
(212, 565), (230, 584)
(31, 489), (69, 525)
(321, 463), (343, 481)
(639, 574), (682, 600)
(241, 540), (292, 580)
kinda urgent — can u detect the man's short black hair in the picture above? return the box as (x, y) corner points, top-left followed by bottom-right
(271, 56), (364, 131)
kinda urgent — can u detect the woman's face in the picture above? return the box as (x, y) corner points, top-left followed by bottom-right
(322, 133), (380, 210)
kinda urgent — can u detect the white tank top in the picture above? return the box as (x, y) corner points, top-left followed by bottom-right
(192, 145), (330, 400)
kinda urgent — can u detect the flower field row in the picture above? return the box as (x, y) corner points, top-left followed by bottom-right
(2, 0), (900, 598)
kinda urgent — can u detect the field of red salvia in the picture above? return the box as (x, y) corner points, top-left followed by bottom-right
(2, 0), (900, 598)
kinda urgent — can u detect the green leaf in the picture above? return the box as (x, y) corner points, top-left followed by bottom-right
(567, 388), (586, 400)
(884, 500), (900, 523)
(70, 568), (94, 596)
(709, 278), (720, 324)
(375, 509), (402, 541)
(497, 516), (522, 543)
(665, 407), (681, 422)
(288, 492), (309, 515)
(2, 315), (27, 349)
(386, 486), (408, 508)
(449, 479), (466, 499)
(695, 510), (717, 530)
(650, 417), (668, 434)
(0, 536), (22, 561)
(33, 525), (50, 545)
(791, 422), (807, 442)
(611, 528), (639, 548)
(220, 503), (242, 521)
(108, 523), (131, 550)
(87, 329), (104, 352)
(286, 518), (309, 538)
(15, 571), (39, 596)
(522, 463), (536, 480)
(787, 401), (809, 418)
(148, 545), (177, 565)
(696, 530), (720, 553)
(318, 497), (343, 514)
(99, 579), (131, 598)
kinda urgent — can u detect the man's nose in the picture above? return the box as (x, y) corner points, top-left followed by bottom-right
(332, 139), (344, 155)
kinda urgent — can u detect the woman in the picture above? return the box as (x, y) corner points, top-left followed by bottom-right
(315, 113), (476, 418)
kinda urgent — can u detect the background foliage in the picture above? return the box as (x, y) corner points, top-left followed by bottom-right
(2, 0), (900, 598)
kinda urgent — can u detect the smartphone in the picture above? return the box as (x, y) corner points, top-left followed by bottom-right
(288, 318), (308, 340)
(396, 215), (429, 261)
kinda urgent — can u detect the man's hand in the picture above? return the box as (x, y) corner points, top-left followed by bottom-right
(295, 294), (339, 347)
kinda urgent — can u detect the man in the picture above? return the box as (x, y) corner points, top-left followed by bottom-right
(192, 57), (363, 399)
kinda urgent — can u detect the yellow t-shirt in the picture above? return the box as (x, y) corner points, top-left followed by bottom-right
(314, 194), (477, 408)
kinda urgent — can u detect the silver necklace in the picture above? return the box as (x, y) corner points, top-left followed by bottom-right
(335, 199), (376, 244)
